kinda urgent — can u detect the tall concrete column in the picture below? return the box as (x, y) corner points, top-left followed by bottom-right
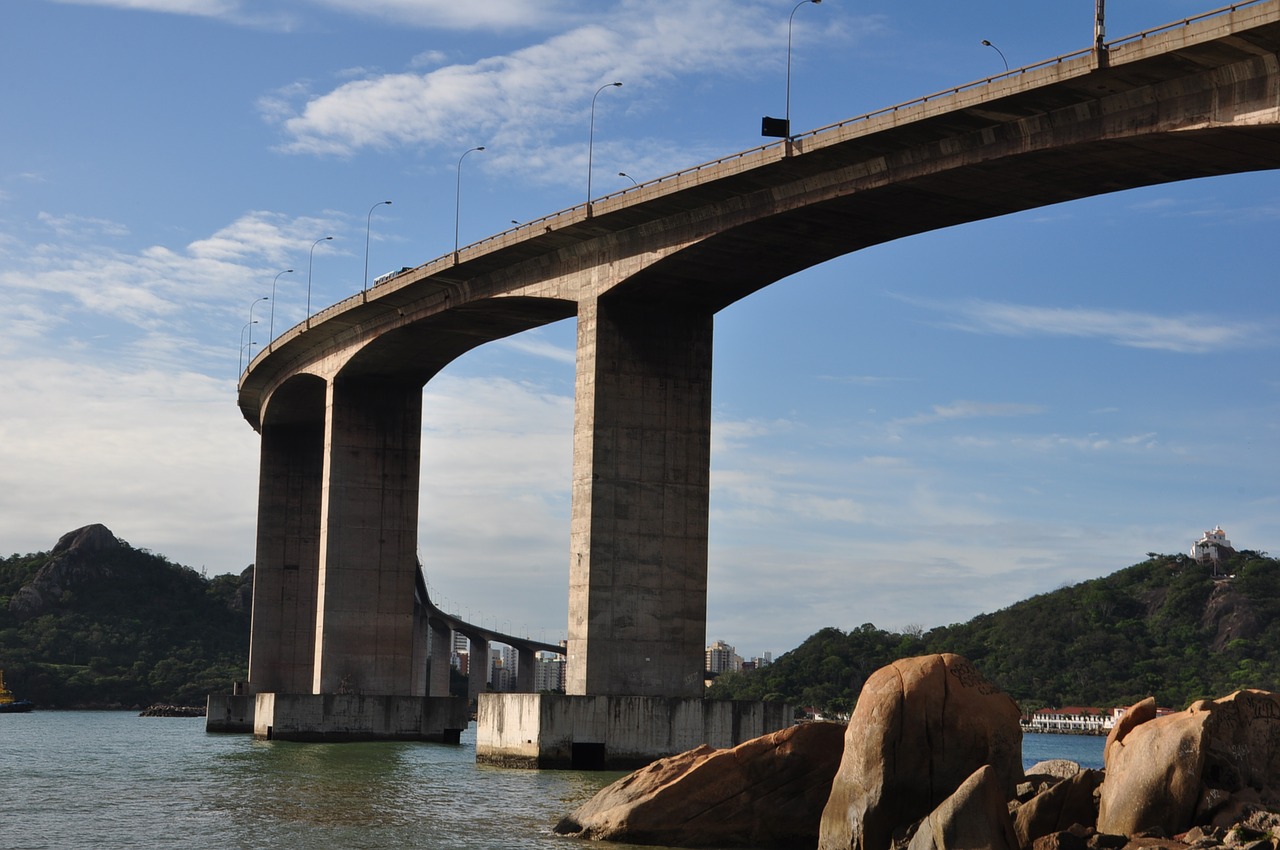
(468, 638), (490, 705)
(566, 297), (713, 698)
(313, 377), (423, 695)
(428, 617), (452, 697)
(516, 647), (535, 693)
(247, 419), (324, 694)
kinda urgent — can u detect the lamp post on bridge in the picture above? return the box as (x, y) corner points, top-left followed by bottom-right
(239, 319), (257, 375)
(981, 39), (1008, 72)
(618, 171), (638, 186)
(762, 0), (822, 139)
(587, 82), (622, 209)
(247, 296), (268, 359)
(454, 146), (485, 260)
(268, 269), (292, 343)
(306, 235), (333, 326)
(364, 200), (392, 292)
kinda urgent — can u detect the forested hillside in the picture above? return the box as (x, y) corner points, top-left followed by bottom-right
(707, 551), (1280, 714)
(0, 524), (251, 708)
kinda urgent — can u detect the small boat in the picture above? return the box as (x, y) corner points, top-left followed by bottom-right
(0, 669), (34, 713)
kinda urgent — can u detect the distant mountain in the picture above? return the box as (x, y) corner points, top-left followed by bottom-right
(706, 550), (1280, 714)
(0, 524), (251, 709)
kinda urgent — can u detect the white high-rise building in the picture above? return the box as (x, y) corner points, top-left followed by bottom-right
(533, 651), (565, 692)
(705, 639), (742, 674)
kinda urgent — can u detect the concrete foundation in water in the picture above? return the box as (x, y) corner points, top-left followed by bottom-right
(206, 693), (468, 743)
(476, 693), (791, 770)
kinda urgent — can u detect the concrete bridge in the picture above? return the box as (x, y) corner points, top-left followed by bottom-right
(413, 567), (565, 704)
(227, 1), (1280, 753)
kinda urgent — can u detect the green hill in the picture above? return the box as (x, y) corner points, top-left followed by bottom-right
(0, 524), (251, 708)
(707, 550), (1280, 714)
(6, 527), (1276, 715)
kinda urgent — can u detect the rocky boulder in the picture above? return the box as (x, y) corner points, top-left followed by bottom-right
(1098, 690), (1280, 837)
(1014, 768), (1105, 847)
(8, 523), (121, 620)
(818, 653), (1023, 850)
(554, 720), (846, 848)
(906, 764), (1021, 850)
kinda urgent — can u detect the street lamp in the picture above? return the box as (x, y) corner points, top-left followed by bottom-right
(239, 320), (257, 375)
(247, 296), (268, 356)
(268, 269), (292, 342)
(306, 235), (333, 323)
(363, 200), (392, 292)
(762, 0), (822, 139)
(587, 81), (622, 208)
(982, 39), (1008, 72)
(618, 171), (638, 186)
(454, 146), (485, 259)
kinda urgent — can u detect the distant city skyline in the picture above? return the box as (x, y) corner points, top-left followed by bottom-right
(1, 0), (1276, 656)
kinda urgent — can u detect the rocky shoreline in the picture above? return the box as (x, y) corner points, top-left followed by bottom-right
(557, 653), (1280, 850)
(138, 704), (205, 717)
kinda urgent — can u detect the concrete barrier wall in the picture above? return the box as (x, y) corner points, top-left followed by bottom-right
(253, 693), (469, 742)
(476, 693), (791, 769)
(205, 693), (255, 733)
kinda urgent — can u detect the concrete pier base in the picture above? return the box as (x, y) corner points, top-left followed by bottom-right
(205, 693), (256, 733)
(476, 693), (791, 770)
(252, 693), (469, 743)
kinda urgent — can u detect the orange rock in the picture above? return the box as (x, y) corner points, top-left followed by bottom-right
(554, 720), (846, 848)
(818, 654), (1023, 850)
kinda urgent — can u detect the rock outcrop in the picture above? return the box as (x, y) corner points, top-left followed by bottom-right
(7, 523), (121, 620)
(1014, 768), (1104, 848)
(554, 720), (846, 848)
(1098, 690), (1280, 838)
(818, 653), (1023, 850)
(906, 764), (1021, 850)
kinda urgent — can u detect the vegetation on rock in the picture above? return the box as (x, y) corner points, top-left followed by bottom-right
(0, 525), (250, 708)
(707, 551), (1280, 713)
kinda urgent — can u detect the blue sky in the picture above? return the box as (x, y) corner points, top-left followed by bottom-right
(2, 0), (1276, 659)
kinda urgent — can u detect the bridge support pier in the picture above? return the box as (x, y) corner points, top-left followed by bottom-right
(428, 617), (452, 697)
(476, 693), (791, 769)
(468, 636), (489, 705)
(313, 378), (425, 696)
(566, 298), (713, 698)
(247, 418), (325, 694)
(516, 646), (535, 693)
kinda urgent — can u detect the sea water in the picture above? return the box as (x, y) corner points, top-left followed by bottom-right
(0, 712), (1105, 850)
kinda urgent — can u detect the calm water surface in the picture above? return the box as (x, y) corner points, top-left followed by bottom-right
(1, 712), (1105, 850)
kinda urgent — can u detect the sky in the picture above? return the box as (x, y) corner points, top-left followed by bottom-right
(2, 0), (1277, 661)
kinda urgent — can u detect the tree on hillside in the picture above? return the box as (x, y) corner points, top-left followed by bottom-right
(707, 552), (1280, 714)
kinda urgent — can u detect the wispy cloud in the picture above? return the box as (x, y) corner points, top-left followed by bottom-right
(900, 296), (1271, 353)
(261, 1), (804, 176)
(894, 400), (1044, 428)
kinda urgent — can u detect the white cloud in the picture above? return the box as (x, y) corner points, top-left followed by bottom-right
(893, 400), (1044, 428)
(36, 212), (129, 239)
(0, 356), (259, 571)
(494, 333), (575, 365)
(264, 0), (788, 176)
(49, 0), (241, 15)
(907, 297), (1271, 354)
(310, 0), (578, 31)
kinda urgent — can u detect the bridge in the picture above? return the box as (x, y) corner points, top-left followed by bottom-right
(220, 1), (1280, 758)
(413, 567), (565, 704)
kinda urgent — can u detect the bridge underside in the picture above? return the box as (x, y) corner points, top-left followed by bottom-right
(232, 4), (1280, 746)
